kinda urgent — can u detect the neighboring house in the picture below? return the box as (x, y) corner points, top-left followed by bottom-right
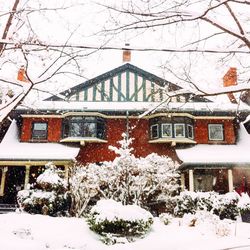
(0, 63), (249, 204)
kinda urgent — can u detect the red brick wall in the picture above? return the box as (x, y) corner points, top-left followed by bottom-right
(194, 119), (236, 144)
(21, 117), (62, 142)
(20, 116), (236, 164)
(77, 118), (178, 165)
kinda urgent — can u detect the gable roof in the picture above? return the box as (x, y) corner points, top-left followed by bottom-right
(45, 63), (209, 103)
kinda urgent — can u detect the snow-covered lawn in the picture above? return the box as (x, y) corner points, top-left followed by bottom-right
(2, 212), (250, 250)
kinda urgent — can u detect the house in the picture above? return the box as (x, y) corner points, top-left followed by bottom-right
(0, 63), (249, 204)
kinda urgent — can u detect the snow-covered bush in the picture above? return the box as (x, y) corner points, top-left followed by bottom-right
(86, 199), (153, 244)
(17, 163), (70, 216)
(172, 191), (240, 220)
(69, 134), (180, 216)
(237, 193), (250, 214)
(213, 192), (239, 220)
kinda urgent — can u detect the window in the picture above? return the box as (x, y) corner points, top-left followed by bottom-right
(32, 122), (48, 140)
(244, 121), (250, 134)
(149, 116), (195, 142)
(162, 123), (172, 137)
(187, 124), (194, 139)
(174, 124), (185, 138)
(150, 124), (159, 139)
(208, 124), (224, 141)
(62, 116), (106, 139)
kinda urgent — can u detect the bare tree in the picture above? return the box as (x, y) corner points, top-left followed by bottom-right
(0, 0), (249, 126)
(94, 0), (250, 103)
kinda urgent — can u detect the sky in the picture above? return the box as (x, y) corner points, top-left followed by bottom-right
(0, 0), (249, 103)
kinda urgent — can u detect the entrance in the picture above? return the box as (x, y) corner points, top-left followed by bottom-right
(3, 166), (25, 204)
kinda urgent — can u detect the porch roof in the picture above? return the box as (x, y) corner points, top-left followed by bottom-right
(0, 120), (80, 162)
(176, 123), (250, 166)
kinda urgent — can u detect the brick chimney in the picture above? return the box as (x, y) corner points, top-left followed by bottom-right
(17, 65), (28, 82)
(223, 67), (237, 104)
(122, 43), (131, 62)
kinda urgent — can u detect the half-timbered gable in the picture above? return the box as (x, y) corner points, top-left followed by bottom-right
(47, 63), (207, 103)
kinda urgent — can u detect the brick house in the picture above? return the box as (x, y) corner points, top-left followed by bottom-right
(0, 63), (249, 203)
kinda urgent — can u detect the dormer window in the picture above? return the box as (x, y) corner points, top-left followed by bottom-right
(32, 122), (48, 140)
(62, 116), (106, 142)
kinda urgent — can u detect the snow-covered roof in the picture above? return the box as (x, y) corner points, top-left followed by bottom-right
(19, 100), (250, 114)
(0, 120), (79, 161)
(176, 123), (250, 166)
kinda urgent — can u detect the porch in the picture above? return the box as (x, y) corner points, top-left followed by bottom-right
(180, 164), (250, 194)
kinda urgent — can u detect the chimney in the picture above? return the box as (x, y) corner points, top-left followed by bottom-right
(17, 65), (28, 82)
(122, 43), (131, 62)
(223, 67), (237, 104)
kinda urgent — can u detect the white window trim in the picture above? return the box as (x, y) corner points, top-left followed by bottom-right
(162, 123), (172, 138)
(208, 124), (224, 141)
(187, 124), (194, 139)
(174, 124), (185, 138)
(150, 124), (159, 139)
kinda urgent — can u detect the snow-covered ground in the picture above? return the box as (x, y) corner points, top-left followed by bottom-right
(2, 212), (250, 250)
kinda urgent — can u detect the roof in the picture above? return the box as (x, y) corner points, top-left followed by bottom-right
(176, 123), (250, 166)
(0, 120), (80, 161)
(17, 99), (250, 116)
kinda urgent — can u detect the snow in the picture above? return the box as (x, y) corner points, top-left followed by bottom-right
(176, 123), (250, 164)
(91, 199), (153, 222)
(19, 99), (250, 113)
(0, 120), (79, 161)
(2, 212), (250, 250)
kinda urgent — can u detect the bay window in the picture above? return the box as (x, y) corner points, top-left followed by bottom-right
(149, 116), (195, 142)
(62, 116), (106, 139)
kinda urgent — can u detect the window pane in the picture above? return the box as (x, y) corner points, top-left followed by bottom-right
(174, 124), (185, 137)
(33, 123), (47, 130)
(162, 124), (172, 137)
(208, 124), (224, 140)
(150, 124), (159, 139)
(97, 121), (105, 139)
(70, 122), (82, 137)
(187, 125), (194, 139)
(83, 123), (96, 137)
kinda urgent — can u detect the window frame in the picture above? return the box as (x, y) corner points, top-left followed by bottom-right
(208, 124), (224, 141)
(174, 123), (185, 138)
(150, 124), (159, 139)
(161, 123), (172, 138)
(32, 122), (48, 140)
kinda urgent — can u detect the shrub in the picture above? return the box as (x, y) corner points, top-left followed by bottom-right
(17, 163), (70, 216)
(69, 134), (180, 217)
(86, 199), (153, 244)
(171, 191), (240, 220)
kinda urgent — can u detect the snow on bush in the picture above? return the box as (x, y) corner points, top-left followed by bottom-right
(18, 163), (70, 216)
(86, 199), (153, 245)
(172, 191), (240, 220)
(36, 162), (66, 192)
(69, 134), (180, 216)
(237, 193), (250, 213)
